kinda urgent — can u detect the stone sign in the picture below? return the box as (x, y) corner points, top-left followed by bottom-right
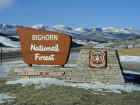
(8, 48), (125, 84)
(89, 51), (107, 68)
(18, 27), (71, 66)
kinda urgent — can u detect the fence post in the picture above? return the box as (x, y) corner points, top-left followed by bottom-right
(0, 48), (2, 64)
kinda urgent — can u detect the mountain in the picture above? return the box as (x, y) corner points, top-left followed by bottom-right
(0, 32), (19, 47)
(0, 24), (140, 47)
(73, 27), (90, 33)
(46, 25), (140, 41)
(32, 24), (47, 30)
(0, 24), (18, 36)
(53, 25), (72, 31)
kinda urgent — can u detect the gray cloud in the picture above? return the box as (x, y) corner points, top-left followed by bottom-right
(0, 0), (16, 11)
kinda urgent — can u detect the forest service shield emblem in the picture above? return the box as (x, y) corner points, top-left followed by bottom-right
(89, 51), (107, 68)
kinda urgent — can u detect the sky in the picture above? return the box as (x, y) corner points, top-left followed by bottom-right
(0, 0), (140, 29)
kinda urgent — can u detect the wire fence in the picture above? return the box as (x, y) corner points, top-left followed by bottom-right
(0, 47), (22, 64)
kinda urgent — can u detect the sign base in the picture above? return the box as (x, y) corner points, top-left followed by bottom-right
(7, 48), (124, 84)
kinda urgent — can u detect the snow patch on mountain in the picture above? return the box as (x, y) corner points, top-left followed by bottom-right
(102, 27), (131, 34)
(90, 27), (103, 32)
(32, 24), (47, 30)
(73, 27), (90, 33)
(0, 24), (17, 32)
(0, 35), (19, 47)
(72, 39), (88, 45)
(53, 25), (72, 31)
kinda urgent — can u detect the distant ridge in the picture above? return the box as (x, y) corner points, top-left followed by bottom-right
(0, 24), (140, 47)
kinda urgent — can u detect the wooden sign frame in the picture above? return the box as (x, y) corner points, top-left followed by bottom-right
(18, 27), (72, 66)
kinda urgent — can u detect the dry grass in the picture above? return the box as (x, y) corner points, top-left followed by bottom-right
(118, 48), (140, 56)
(1, 79), (140, 105)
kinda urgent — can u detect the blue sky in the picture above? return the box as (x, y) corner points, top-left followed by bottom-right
(0, 0), (140, 28)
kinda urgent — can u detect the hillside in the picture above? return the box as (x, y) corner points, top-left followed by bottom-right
(0, 24), (140, 48)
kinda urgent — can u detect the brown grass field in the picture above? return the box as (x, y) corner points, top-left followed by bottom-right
(0, 79), (140, 105)
(118, 48), (140, 56)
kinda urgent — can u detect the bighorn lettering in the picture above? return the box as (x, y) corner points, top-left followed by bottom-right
(32, 35), (58, 40)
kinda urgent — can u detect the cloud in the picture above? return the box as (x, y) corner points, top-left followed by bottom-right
(0, 0), (16, 11)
